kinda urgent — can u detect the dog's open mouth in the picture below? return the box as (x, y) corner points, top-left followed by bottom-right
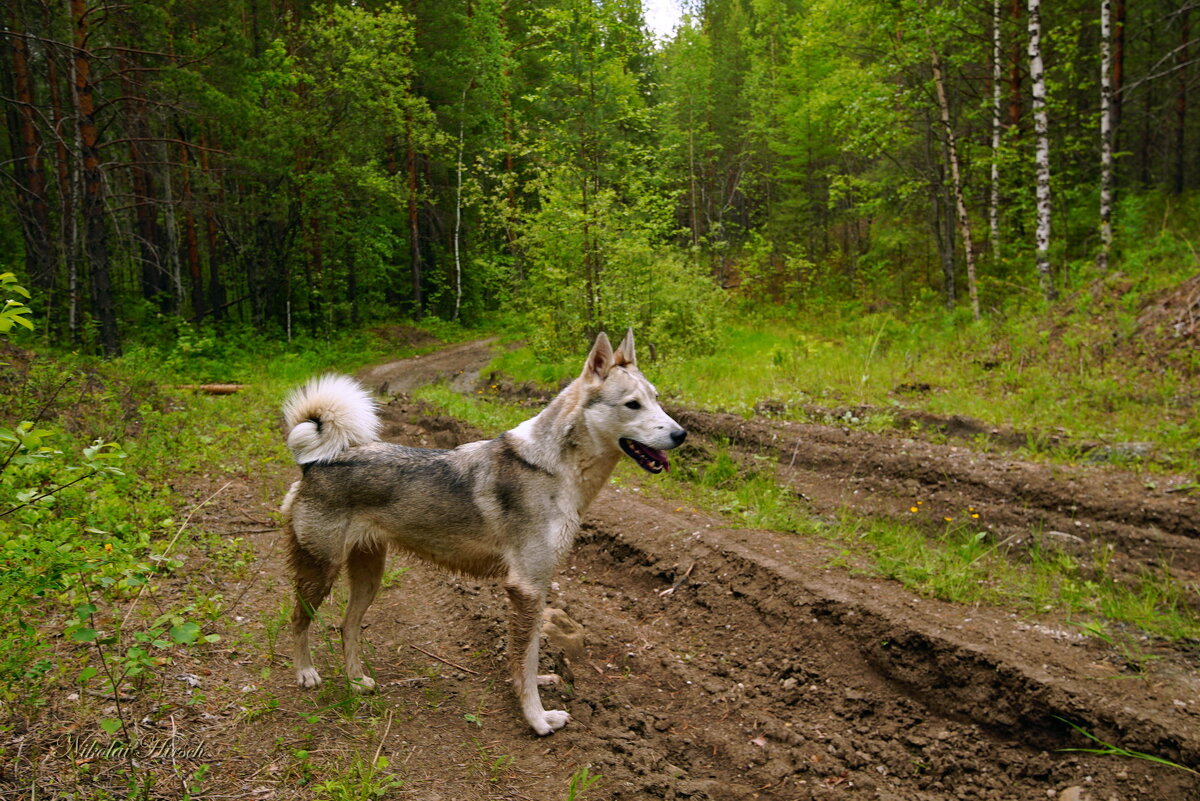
(619, 438), (669, 474)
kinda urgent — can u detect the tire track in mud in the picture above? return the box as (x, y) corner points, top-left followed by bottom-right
(361, 395), (1200, 801)
(672, 408), (1200, 585)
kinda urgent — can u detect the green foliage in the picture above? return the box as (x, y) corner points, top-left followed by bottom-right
(311, 754), (405, 800)
(0, 318), (427, 726)
(566, 765), (601, 801)
(517, 170), (726, 359)
(0, 273), (33, 334)
(1055, 717), (1199, 775)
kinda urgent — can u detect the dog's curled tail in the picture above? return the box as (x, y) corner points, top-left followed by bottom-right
(283, 374), (380, 464)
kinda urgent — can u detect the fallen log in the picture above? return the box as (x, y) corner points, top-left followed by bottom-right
(174, 384), (245, 395)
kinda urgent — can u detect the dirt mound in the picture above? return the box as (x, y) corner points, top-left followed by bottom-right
(357, 338), (498, 395)
(376, 397), (486, 449)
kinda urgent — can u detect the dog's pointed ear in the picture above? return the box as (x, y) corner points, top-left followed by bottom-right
(613, 327), (636, 367)
(583, 331), (614, 382)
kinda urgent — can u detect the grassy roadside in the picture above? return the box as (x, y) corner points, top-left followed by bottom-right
(0, 323), (467, 795)
(489, 277), (1200, 473)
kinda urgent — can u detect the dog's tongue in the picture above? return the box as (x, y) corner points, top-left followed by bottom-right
(643, 445), (668, 471)
(620, 438), (670, 473)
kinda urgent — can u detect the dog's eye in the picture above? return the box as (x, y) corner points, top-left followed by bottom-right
(625, 400), (641, 410)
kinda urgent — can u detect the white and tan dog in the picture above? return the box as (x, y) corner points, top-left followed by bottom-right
(280, 329), (685, 735)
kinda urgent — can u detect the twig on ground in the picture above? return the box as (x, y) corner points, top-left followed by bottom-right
(408, 643), (480, 675)
(373, 710), (394, 766)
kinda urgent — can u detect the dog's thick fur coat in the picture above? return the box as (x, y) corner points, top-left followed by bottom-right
(280, 330), (685, 735)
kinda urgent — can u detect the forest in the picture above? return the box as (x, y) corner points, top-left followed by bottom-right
(3, 0), (1197, 358)
(4, 1), (1200, 799)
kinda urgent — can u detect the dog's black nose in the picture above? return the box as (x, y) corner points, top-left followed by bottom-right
(671, 428), (687, 446)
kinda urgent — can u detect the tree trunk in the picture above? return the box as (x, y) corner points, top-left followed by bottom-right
(1008, 0), (1023, 129)
(1027, 0), (1055, 300)
(304, 213), (322, 336)
(159, 140), (183, 313)
(71, 0), (121, 356)
(930, 47), (981, 320)
(179, 140), (206, 319)
(4, 14), (55, 292)
(1112, 0), (1125, 133)
(119, 49), (166, 305)
(199, 130), (226, 319)
(47, 53), (75, 337)
(453, 83), (468, 321)
(990, 0), (1003, 266)
(405, 108), (423, 318)
(1098, 0), (1114, 271)
(1174, 9), (1189, 194)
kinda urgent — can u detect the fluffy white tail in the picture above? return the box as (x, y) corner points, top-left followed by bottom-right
(283, 374), (380, 464)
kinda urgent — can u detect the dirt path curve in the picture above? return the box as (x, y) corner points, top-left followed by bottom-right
(356, 337), (498, 395)
(122, 339), (1198, 801)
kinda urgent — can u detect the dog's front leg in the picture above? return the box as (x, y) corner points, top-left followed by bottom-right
(505, 579), (569, 735)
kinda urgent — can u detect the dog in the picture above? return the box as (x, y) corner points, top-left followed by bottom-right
(280, 329), (686, 735)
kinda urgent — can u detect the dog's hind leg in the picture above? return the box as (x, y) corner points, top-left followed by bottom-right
(505, 578), (569, 736)
(341, 541), (386, 693)
(288, 525), (339, 689)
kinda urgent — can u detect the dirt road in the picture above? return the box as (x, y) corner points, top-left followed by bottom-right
(27, 337), (1198, 800)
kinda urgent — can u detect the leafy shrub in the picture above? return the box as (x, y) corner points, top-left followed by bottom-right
(517, 168), (726, 361)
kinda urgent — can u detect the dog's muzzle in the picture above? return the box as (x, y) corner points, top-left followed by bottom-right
(619, 429), (686, 474)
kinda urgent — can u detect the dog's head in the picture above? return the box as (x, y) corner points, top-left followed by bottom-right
(581, 329), (687, 474)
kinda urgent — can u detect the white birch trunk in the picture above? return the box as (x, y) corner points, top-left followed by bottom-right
(1028, 0), (1056, 299)
(453, 85), (467, 322)
(990, 0), (1003, 265)
(931, 47), (981, 321)
(1098, 0), (1114, 271)
(160, 142), (183, 307)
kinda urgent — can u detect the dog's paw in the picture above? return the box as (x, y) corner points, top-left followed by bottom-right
(296, 667), (322, 689)
(530, 709), (570, 736)
(350, 676), (376, 694)
(536, 673), (563, 686)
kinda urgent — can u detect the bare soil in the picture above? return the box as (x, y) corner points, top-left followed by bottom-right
(13, 339), (1200, 800)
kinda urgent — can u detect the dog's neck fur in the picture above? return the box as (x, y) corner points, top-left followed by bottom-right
(506, 375), (621, 515)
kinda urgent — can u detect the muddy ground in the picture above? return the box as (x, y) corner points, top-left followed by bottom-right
(12, 338), (1200, 800)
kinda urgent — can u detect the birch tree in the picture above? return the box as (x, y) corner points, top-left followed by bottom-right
(1028, 0), (1056, 300)
(930, 46), (981, 320)
(990, 0), (1003, 267)
(1098, 0), (1114, 271)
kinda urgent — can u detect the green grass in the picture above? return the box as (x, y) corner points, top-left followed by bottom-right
(411, 382), (531, 434)
(649, 305), (1198, 467)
